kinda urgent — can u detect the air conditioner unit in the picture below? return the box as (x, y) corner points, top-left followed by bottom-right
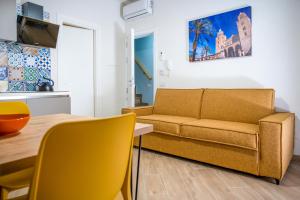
(123, 0), (153, 20)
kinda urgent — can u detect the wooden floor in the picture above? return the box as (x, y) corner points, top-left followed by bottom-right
(8, 149), (300, 199)
(132, 149), (300, 200)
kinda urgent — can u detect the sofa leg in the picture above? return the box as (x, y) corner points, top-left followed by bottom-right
(275, 179), (280, 185)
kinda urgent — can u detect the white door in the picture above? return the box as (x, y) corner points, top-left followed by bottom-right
(126, 29), (135, 107)
(58, 25), (94, 116)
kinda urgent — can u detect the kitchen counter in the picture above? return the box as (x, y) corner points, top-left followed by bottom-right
(0, 91), (70, 101)
(0, 91), (71, 116)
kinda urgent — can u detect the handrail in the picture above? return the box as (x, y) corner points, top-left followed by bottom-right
(135, 57), (152, 80)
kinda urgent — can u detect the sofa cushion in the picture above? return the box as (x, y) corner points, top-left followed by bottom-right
(153, 89), (204, 118)
(181, 119), (259, 150)
(201, 89), (275, 124)
(137, 114), (197, 136)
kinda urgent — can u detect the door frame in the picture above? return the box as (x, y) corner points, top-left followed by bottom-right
(56, 15), (100, 116)
(133, 29), (158, 105)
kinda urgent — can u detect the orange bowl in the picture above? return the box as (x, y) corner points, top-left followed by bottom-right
(0, 114), (30, 136)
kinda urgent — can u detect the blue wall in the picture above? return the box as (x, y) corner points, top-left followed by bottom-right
(135, 34), (154, 105)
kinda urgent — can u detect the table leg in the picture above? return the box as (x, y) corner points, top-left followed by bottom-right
(135, 135), (142, 200)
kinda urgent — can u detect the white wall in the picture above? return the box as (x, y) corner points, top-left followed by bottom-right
(19, 0), (126, 117)
(126, 0), (300, 155)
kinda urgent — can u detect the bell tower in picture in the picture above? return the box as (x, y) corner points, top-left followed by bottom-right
(216, 29), (227, 54)
(237, 12), (252, 55)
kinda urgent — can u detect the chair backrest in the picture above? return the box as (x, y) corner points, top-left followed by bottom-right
(28, 113), (136, 200)
(0, 102), (30, 115)
(201, 89), (275, 124)
(153, 88), (204, 118)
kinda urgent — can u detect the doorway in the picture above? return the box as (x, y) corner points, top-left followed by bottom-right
(134, 33), (154, 106)
(58, 24), (95, 116)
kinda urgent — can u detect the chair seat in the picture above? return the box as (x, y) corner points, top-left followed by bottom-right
(137, 114), (198, 136)
(181, 119), (259, 150)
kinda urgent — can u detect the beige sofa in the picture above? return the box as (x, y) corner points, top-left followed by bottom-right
(122, 89), (295, 184)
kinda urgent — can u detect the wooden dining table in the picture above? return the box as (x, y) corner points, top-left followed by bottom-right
(0, 114), (153, 199)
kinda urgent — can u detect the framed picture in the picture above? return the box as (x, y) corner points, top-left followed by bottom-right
(188, 6), (252, 62)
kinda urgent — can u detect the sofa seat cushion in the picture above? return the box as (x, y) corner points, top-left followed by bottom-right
(137, 114), (197, 136)
(181, 119), (259, 150)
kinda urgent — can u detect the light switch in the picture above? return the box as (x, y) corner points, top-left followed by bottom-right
(160, 51), (166, 61)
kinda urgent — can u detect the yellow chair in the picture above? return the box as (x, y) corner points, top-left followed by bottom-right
(0, 113), (136, 200)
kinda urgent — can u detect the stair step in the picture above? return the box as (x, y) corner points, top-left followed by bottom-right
(135, 102), (149, 107)
(135, 93), (148, 106)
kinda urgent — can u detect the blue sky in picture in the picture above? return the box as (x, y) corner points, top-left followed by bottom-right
(189, 6), (252, 58)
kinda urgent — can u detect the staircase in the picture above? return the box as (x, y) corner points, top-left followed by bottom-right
(135, 57), (152, 80)
(134, 56), (152, 107)
(135, 93), (149, 107)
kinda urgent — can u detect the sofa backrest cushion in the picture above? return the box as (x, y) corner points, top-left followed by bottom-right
(201, 89), (275, 124)
(153, 89), (204, 118)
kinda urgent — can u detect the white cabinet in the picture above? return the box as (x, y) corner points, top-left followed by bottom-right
(0, 93), (71, 116)
(26, 96), (71, 116)
(0, 0), (17, 42)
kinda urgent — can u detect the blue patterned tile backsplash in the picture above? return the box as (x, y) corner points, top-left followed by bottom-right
(8, 52), (24, 67)
(0, 67), (8, 81)
(23, 54), (38, 68)
(8, 81), (26, 92)
(0, 42), (51, 92)
(24, 67), (39, 81)
(16, 4), (22, 16)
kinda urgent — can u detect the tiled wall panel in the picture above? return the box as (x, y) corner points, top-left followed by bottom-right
(0, 43), (51, 92)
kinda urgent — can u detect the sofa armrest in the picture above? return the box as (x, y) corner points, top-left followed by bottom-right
(259, 112), (295, 180)
(122, 106), (153, 116)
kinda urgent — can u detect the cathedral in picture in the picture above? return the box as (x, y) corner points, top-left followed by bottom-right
(215, 12), (252, 59)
